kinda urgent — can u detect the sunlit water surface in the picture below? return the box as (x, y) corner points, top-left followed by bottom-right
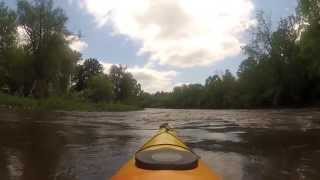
(0, 108), (320, 180)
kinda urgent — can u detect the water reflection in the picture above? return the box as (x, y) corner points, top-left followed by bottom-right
(0, 108), (320, 180)
(0, 111), (67, 180)
(188, 128), (320, 180)
(195, 150), (247, 180)
(0, 148), (10, 179)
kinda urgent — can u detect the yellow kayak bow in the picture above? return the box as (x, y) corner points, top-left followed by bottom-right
(111, 124), (221, 180)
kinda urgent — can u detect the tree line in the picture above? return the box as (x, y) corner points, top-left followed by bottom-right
(0, 0), (142, 105)
(1, 0), (320, 110)
(142, 0), (320, 109)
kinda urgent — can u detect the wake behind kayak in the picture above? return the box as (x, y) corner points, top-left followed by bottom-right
(111, 124), (221, 180)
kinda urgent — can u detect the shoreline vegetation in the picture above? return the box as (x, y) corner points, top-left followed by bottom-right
(0, 93), (142, 112)
(1, 91), (318, 112)
(1, 0), (320, 111)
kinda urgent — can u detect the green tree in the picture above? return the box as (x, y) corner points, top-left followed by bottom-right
(109, 65), (142, 102)
(17, 0), (74, 97)
(243, 11), (273, 61)
(204, 70), (237, 108)
(270, 16), (305, 105)
(299, 0), (320, 21)
(298, 0), (320, 101)
(4, 48), (33, 95)
(85, 75), (113, 103)
(73, 58), (103, 91)
(171, 84), (204, 108)
(221, 70), (238, 107)
(241, 12), (304, 106)
(0, 2), (16, 51)
(0, 2), (17, 89)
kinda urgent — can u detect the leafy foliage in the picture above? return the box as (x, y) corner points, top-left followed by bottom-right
(73, 58), (103, 91)
(0, 2), (16, 51)
(109, 65), (142, 102)
(16, 0), (77, 97)
(85, 75), (113, 103)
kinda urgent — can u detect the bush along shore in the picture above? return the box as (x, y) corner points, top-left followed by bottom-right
(0, 93), (142, 112)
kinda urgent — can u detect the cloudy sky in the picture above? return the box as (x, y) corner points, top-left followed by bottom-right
(5, 0), (298, 93)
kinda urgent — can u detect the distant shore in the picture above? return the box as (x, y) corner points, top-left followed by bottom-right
(0, 93), (142, 112)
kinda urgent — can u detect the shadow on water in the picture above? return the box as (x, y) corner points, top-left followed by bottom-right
(179, 114), (320, 180)
(188, 129), (320, 180)
(0, 110), (71, 180)
(0, 148), (10, 180)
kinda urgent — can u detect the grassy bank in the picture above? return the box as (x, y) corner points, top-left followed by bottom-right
(0, 93), (142, 112)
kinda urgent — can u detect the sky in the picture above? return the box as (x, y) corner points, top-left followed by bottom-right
(5, 0), (298, 93)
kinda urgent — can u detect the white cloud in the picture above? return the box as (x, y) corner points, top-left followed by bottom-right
(80, 0), (255, 68)
(100, 62), (177, 93)
(66, 35), (88, 52)
(128, 66), (177, 93)
(100, 62), (114, 74)
(174, 82), (191, 87)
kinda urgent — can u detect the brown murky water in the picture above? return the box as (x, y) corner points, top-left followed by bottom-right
(0, 108), (320, 180)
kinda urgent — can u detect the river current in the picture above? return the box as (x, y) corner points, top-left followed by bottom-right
(0, 108), (320, 180)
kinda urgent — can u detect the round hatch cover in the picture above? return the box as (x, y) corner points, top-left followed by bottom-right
(135, 148), (199, 170)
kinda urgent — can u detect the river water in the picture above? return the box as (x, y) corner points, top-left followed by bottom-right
(0, 108), (320, 180)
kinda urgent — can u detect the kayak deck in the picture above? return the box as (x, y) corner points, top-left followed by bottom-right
(112, 159), (220, 180)
(111, 126), (221, 180)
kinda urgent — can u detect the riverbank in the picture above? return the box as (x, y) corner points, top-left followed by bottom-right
(0, 93), (142, 112)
